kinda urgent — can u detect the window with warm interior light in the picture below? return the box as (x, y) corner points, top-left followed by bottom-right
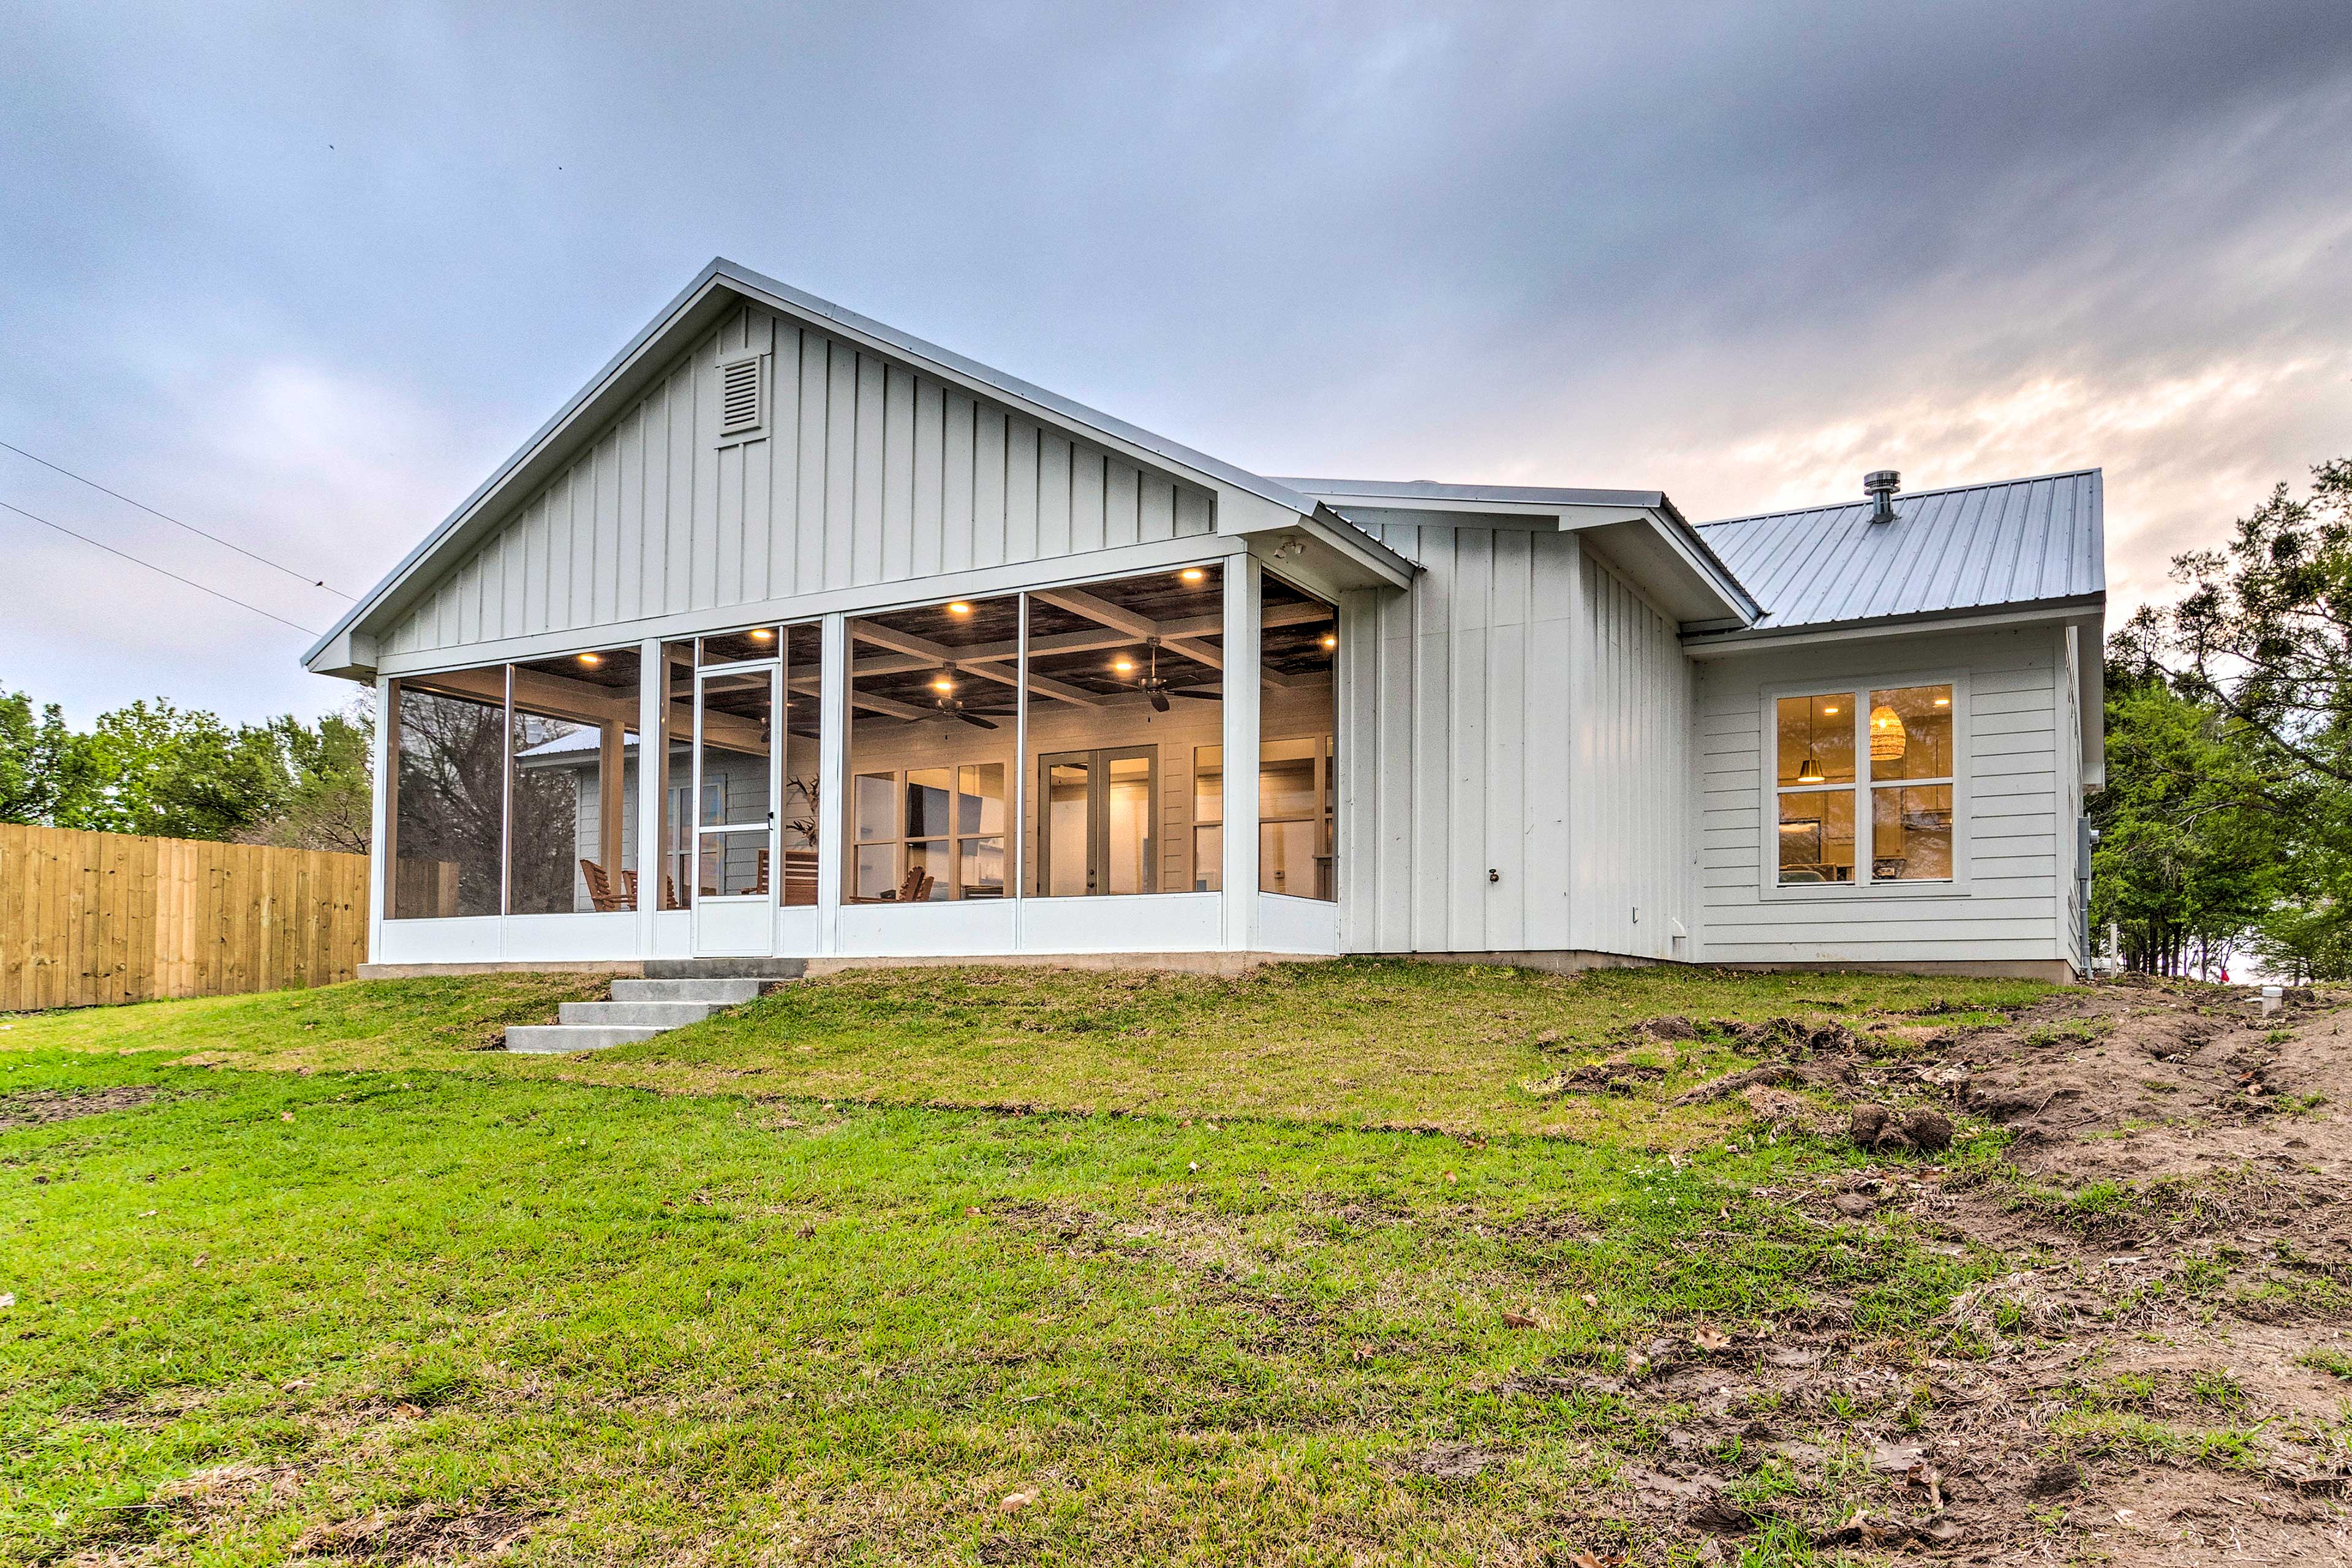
(846, 597), (1018, 902)
(1774, 683), (1954, 886)
(1023, 565), (1224, 897)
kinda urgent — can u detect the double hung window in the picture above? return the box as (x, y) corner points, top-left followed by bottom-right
(1776, 684), (1954, 886)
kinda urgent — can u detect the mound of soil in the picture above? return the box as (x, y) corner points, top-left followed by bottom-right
(1548, 979), (2352, 1564)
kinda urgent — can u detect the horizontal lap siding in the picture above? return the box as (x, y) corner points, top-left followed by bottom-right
(387, 306), (1216, 657)
(1339, 522), (1580, 956)
(1693, 626), (2065, 964)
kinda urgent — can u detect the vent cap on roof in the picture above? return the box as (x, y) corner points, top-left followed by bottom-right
(1863, 469), (1901, 524)
(718, 353), (764, 438)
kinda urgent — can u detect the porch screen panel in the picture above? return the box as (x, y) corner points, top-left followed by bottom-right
(1022, 564), (1223, 898)
(775, 622), (824, 906)
(389, 676), (506, 919)
(845, 595), (1018, 903)
(1260, 575), (1338, 900)
(655, 642), (694, 909)
(508, 646), (639, 914)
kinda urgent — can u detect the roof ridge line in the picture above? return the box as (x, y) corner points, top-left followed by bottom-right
(1693, 467), (2100, 529)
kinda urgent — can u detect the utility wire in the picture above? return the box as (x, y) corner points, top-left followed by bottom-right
(0, 498), (320, 637)
(0, 439), (355, 599)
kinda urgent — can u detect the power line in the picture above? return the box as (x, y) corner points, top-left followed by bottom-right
(0, 498), (321, 637)
(0, 438), (355, 600)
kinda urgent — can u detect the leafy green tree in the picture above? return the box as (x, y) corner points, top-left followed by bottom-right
(0, 687), (83, 824)
(0, 685), (371, 851)
(2108, 457), (2352, 977)
(249, 704), (374, 854)
(2089, 663), (2286, 975)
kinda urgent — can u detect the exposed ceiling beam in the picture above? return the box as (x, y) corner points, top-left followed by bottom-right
(851, 620), (1103, 707)
(1030, 585), (1226, 672)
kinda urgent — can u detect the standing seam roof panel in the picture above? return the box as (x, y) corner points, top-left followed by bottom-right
(1694, 470), (2103, 630)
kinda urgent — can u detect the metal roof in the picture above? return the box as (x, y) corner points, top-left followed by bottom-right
(1692, 469), (2105, 633)
(1276, 477), (1675, 514)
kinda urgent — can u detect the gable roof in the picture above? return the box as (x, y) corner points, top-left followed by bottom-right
(303, 258), (1408, 677)
(1691, 469), (2105, 635)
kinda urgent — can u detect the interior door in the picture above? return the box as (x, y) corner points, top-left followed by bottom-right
(1035, 747), (1157, 896)
(692, 660), (779, 956)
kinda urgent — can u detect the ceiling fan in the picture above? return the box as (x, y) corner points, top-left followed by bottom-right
(927, 665), (1014, 729)
(1123, 638), (1222, 713)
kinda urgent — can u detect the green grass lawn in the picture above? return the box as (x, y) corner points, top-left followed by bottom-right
(0, 962), (2049, 1565)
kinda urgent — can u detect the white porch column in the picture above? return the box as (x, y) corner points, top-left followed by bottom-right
(1221, 556), (1262, 951)
(816, 611), (849, 956)
(370, 674), (394, 956)
(634, 637), (662, 957)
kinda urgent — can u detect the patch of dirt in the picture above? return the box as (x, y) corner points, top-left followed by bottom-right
(289, 1501), (540, 1562)
(1514, 979), (2352, 1564)
(1378, 1442), (1509, 1480)
(0, 1085), (157, 1131)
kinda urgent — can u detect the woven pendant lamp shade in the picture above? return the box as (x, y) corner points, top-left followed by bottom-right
(1869, 704), (1907, 763)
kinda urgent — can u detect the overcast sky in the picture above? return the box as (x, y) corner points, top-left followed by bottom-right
(6, 1), (2350, 726)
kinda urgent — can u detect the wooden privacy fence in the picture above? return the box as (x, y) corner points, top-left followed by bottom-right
(0, 824), (369, 1011)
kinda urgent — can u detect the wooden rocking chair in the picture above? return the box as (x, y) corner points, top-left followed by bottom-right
(579, 859), (634, 912)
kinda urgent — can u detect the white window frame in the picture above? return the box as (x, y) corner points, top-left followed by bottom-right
(851, 760), (1009, 902)
(1757, 668), (1970, 899)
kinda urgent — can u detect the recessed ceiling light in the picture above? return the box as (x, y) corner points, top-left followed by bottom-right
(1320, 633), (1337, 650)
(578, 652), (603, 665)
(931, 676), (955, 693)
(748, 628), (774, 643)
(1822, 706), (1839, 715)
(1934, 696), (1950, 706)
(1112, 658), (1136, 674)
(947, 601), (974, 616)
(1179, 567), (1206, 583)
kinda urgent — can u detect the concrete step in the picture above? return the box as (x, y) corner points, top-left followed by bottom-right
(504, 1023), (667, 1054)
(558, 1000), (723, 1028)
(644, 957), (808, 980)
(609, 977), (765, 1005)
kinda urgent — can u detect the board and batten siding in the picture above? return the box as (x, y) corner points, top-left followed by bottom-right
(1569, 549), (1693, 961)
(1692, 625), (2068, 965)
(1336, 519), (1691, 959)
(386, 304), (1216, 659)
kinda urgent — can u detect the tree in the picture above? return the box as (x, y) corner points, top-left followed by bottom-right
(2103, 457), (2352, 976)
(247, 704), (374, 854)
(0, 687), (96, 825)
(2089, 663), (2286, 975)
(0, 684), (372, 851)
(2169, 458), (2352, 786)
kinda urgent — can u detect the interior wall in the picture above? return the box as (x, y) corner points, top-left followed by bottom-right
(841, 681), (1333, 900)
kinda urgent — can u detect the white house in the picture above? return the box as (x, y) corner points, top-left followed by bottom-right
(307, 259), (2105, 982)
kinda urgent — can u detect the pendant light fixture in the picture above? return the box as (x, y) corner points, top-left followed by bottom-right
(1869, 703), (1907, 763)
(1795, 756), (1825, 785)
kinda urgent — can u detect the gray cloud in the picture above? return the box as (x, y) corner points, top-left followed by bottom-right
(4, 1), (2348, 722)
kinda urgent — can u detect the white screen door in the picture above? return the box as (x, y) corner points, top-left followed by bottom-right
(692, 658), (780, 956)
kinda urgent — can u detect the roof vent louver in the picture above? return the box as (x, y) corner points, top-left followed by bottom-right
(1863, 469), (1901, 524)
(718, 354), (763, 438)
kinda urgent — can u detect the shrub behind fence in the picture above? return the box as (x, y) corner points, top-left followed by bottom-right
(0, 824), (369, 1010)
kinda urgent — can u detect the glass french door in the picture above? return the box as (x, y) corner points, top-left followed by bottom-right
(1035, 747), (1158, 897)
(692, 658), (780, 955)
